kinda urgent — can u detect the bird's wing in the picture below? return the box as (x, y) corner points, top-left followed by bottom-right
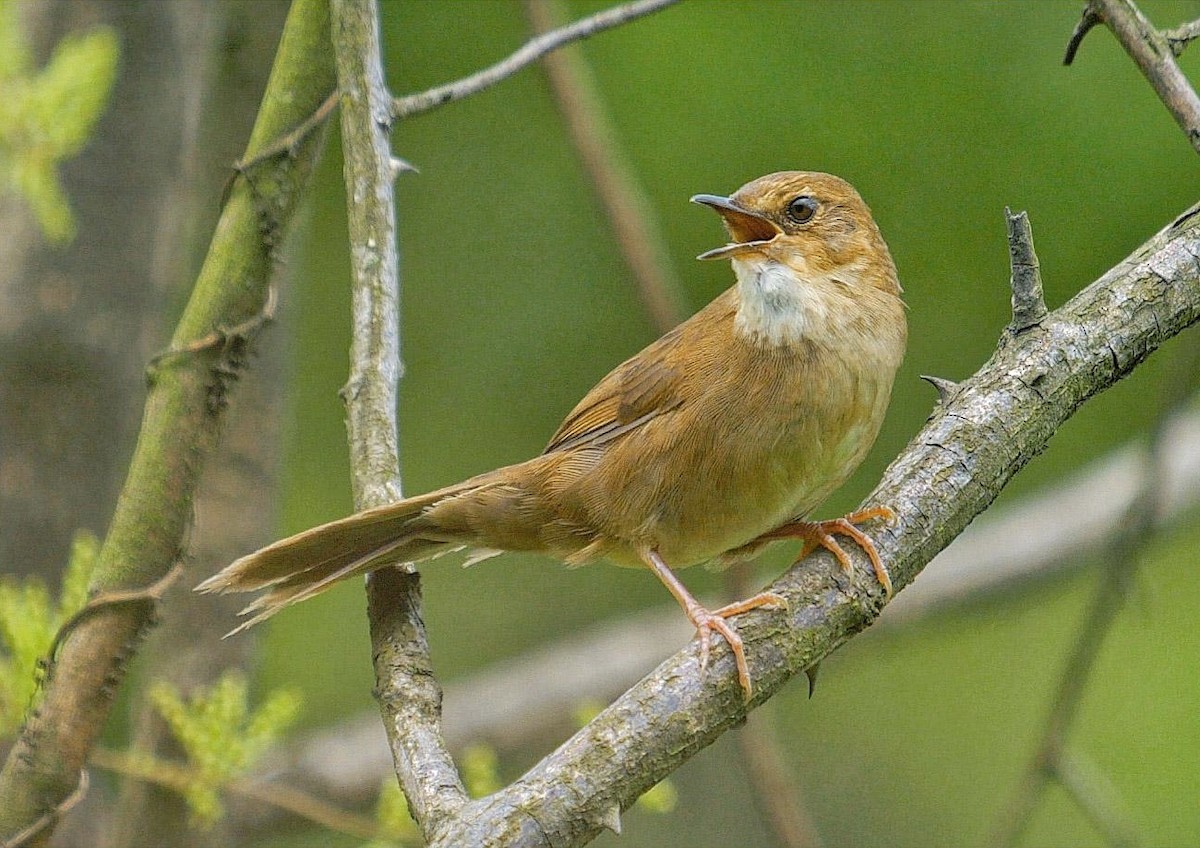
(543, 335), (686, 454)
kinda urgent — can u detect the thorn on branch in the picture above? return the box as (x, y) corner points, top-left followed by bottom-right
(1005, 208), (1047, 334)
(596, 803), (622, 834)
(804, 663), (820, 698)
(1064, 3), (1102, 65)
(920, 374), (960, 405)
(389, 156), (418, 182)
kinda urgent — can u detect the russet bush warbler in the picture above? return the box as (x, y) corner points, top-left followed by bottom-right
(199, 171), (907, 699)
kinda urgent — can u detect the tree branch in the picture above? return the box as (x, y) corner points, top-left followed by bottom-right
(391, 0), (679, 120)
(421, 205), (1200, 847)
(0, 0), (336, 840)
(1065, 0), (1200, 153)
(329, 0), (467, 839)
(250, 398), (1200, 822)
(988, 323), (1199, 848)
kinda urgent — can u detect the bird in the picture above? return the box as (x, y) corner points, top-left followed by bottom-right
(197, 171), (907, 700)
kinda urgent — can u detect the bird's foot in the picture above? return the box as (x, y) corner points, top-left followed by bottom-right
(688, 592), (788, 700)
(764, 507), (896, 596)
(642, 547), (787, 700)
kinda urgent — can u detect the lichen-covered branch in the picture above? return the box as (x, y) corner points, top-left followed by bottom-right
(329, 0), (468, 839)
(0, 0), (336, 840)
(423, 205), (1200, 847)
(392, 0), (679, 120)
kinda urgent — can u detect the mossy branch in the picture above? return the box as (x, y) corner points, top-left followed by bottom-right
(0, 0), (336, 840)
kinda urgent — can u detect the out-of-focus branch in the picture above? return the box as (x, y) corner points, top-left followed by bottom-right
(524, 0), (688, 334)
(91, 748), (380, 841)
(988, 330), (1200, 848)
(392, 0), (679, 120)
(329, 0), (467, 840)
(0, 0), (335, 841)
(1065, 0), (1200, 153)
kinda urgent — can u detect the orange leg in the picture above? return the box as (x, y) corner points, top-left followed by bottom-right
(758, 506), (896, 596)
(642, 548), (787, 700)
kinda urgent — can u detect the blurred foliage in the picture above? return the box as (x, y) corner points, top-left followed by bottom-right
(0, 530), (97, 738)
(0, 0), (117, 243)
(148, 672), (301, 827)
(365, 779), (420, 848)
(217, 0), (1200, 846)
(364, 742), (502, 847)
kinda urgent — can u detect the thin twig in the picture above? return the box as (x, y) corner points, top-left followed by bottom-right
(392, 0), (679, 120)
(1063, 5), (1102, 66)
(1163, 17), (1200, 56)
(1067, 0), (1200, 153)
(329, 0), (467, 838)
(0, 772), (87, 848)
(524, 0), (688, 334)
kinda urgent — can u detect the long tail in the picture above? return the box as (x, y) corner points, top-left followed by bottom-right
(196, 475), (497, 634)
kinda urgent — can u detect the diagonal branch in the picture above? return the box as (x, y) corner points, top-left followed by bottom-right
(329, 0), (467, 840)
(392, 0), (679, 120)
(0, 0), (336, 840)
(1065, 0), (1200, 153)
(422, 205), (1200, 847)
(988, 318), (1199, 848)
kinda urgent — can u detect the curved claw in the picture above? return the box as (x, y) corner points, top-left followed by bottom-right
(642, 548), (788, 701)
(764, 507), (896, 596)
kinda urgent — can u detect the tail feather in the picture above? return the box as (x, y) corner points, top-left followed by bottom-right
(197, 476), (498, 631)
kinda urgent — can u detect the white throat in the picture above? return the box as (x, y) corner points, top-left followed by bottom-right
(731, 257), (820, 347)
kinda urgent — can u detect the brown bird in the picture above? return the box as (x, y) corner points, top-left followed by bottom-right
(198, 171), (907, 699)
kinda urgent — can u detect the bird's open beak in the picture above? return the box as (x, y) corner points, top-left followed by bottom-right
(691, 194), (782, 260)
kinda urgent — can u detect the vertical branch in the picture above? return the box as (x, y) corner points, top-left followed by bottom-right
(329, 0), (467, 839)
(0, 0), (335, 840)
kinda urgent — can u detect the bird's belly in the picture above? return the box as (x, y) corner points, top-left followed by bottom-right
(597, 392), (883, 568)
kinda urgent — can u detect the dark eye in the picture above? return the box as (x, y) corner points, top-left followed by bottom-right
(785, 195), (818, 224)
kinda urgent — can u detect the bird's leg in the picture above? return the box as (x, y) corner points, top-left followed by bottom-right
(756, 506), (896, 596)
(641, 548), (787, 700)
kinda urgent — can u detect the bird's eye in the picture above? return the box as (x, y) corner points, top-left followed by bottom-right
(785, 196), (818, 224)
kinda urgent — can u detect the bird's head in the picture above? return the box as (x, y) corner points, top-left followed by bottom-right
(691, 171), (900, 296)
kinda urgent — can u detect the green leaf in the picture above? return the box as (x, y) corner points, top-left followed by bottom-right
(0, 530), (99, 738)
(0, 9), (118, 244)
(149, 671), (302, 827)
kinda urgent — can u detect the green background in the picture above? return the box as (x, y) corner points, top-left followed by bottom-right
(256, 1), (1200, 846)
